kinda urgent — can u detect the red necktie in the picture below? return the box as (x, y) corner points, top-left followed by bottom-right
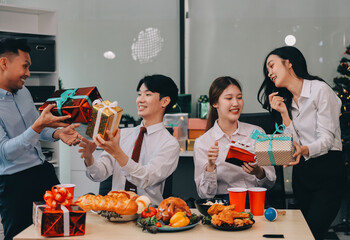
(125, 127), (147, 193)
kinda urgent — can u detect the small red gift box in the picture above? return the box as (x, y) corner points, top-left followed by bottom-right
(38, 87), (102, 123)
(33, 202), (86, 237)
(225, 141), (256, 166)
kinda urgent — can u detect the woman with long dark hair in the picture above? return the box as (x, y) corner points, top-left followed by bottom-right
(193, 76), (276, 200)
(257, 46), (346, 240)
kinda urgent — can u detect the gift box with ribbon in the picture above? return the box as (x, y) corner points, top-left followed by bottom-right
(33, 202), (86, 237)
(250, 124), (295, 166)
(38, 87), (102, 123)
(196, 95), (210, 119)
(85, 99), (123, 140)
(33, 185), (86, 237)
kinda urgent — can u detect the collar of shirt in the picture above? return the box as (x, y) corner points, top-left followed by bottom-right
(0, 88), (13, 100)
(140, 121), (165, 135)
(212, 120), (251, 141)
(292, 79), (311, 109)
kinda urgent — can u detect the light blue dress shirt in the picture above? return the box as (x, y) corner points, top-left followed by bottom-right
(0, 86), (56, 175)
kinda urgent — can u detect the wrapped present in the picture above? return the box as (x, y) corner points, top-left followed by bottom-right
(188, 118), (207, 139)
(187, 139), (195, 151)
(86, 99), (123, 139)
(250, 124), (295, 166)
(225, 141), (256, 166)
(39, 87), (102, 123)
(188, 129), (205, 139)
(196, 95), (210, 119)
(188, 118), (207, 130)
(33, 202), (86, 237)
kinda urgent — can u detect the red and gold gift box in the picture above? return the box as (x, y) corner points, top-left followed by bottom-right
(38, 87), (102, 123)
(33, 202), (86, 237)
(86, 100), (123, 140)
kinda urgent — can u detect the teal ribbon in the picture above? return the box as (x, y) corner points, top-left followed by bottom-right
(250, 123), (292, 166)
(46, 88), (92, 116)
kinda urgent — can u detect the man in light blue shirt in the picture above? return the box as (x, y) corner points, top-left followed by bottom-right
(0, 38), (80, 240)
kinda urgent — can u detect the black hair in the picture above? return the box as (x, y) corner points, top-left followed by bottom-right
(257, 46), (324, 122)
(0, 38), (31, 57)
(136, 74), (178, 114)
(206, 76), (242, 131)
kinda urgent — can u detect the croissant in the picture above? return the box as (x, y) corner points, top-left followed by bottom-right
(156, 197), (192, 223)
(75, 190), (150, 215)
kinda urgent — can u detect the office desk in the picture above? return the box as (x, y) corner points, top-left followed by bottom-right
(14, 209), (314, 240)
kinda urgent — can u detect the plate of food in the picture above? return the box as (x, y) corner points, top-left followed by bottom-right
(138, 197), (202, 233)
(157, 221), (200, 232)
(194, 198), (229, 216)
(203, 203), (255, 231)
(74, 190), (151, 222)
(210, 219), (255, 231)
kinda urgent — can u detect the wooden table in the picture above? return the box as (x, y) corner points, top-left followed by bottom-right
(14, 209), (314, 240)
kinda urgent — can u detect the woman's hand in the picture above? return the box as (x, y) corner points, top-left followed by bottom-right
(78, 134), (97, 166)
(269, 92), (288, 113)
(285, 141), (309, 166)
(207, 141), (219, 172)
(269, 92), (291, 126)
(242, 162), (265, 179)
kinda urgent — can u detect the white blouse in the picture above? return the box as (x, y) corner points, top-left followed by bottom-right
(285, 80), (342, 160)
(193, 120), (276, 199)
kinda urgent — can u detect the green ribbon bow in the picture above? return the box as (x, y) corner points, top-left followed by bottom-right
(250, 123), (292, 166)
(47, 88), (92, 116)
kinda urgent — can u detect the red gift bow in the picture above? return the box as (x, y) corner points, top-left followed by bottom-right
(44, 186), (73, 208)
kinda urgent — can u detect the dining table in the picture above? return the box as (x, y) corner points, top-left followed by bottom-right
(14, 209), (314, 240)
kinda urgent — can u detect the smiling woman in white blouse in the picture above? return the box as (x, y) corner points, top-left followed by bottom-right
(193, 76), (276, 201)
(257, 46), (347, 240)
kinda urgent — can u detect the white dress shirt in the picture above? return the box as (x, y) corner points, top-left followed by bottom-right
(194, 120), (276, 199)
(86, 122), (180, 205)
(285, 80), (342, 160)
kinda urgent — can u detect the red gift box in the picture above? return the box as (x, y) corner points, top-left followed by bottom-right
(38, 87), (102, 123)
(225, 141), (256, 166)
(33, 202), (86, 237)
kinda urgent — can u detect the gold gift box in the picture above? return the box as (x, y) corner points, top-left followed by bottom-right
(187, 139), (195, 151)
(86, 100), (123, 140)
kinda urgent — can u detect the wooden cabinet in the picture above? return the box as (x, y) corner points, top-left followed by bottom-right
(0, 4), (60, 176)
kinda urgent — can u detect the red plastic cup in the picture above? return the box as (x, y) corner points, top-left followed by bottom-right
(55, 184), (75, 203)
(227, 187), (247, 212)
(248, 187), (267, 216)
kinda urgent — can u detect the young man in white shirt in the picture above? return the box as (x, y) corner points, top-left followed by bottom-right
(78, 75), (179, 205)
